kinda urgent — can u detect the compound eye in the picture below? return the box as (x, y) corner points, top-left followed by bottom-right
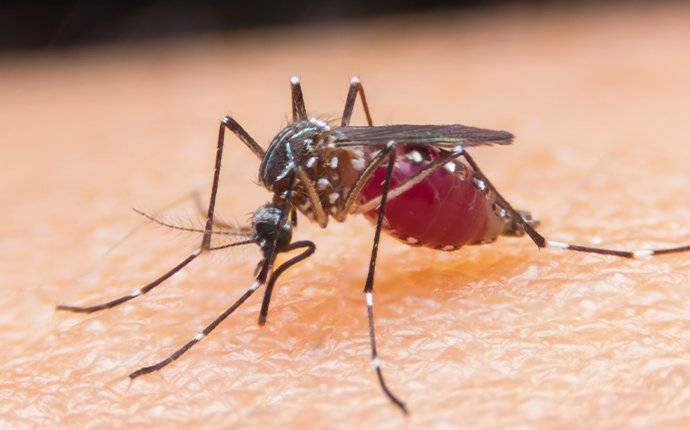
(254, 221), (272, 239)
(252, 205), (293, 252)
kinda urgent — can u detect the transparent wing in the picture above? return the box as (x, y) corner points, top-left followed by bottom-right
(330, 124), (513, 148)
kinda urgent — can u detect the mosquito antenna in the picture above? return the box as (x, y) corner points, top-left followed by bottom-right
(188, 189), (252, 233)
(132, 208), (252, 237)
(74, 191), (203, 280)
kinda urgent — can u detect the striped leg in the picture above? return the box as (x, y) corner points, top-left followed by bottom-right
(130, 238), (306, 379)
(57, 115), (261, 313)
(341, 76), (373, 127)
(130, 190), (296, 379)
(129, 278), (264, 379)
(362, 142), (408, 414)
(460, 149), (690, 258)
(258, 240), (316, 325)
(290, 76), (307, 121)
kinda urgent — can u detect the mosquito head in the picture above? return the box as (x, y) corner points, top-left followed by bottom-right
(259, 119), (330, 192)
(251, 204), (293, 254)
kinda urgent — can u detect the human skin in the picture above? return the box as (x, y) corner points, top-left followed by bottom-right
(2, 3), (690, 428)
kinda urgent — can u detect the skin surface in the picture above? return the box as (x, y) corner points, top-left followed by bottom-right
(2, 3), (690, 428)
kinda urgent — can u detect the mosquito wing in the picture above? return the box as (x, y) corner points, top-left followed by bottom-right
(330, 124), (513, 148)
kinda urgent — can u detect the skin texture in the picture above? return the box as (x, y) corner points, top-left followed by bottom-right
(2, 3), (690, 428)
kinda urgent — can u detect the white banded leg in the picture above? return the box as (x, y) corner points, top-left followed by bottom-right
(460, 150), (690, 259)
(362, 142), (408, 414)
(58, 114), (262, 314)
(57, 249), (203, 313)
(341, 76), (373, 127)
(543, 239), (690, 258)
(129, 279), (263, 379)
(364, 289), (407, 413)
(290, 76), (307, 121)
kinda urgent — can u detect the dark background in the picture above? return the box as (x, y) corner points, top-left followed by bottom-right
(2, 0), (580, 52)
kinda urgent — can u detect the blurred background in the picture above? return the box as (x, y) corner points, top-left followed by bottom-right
(2, 0), (612, 52)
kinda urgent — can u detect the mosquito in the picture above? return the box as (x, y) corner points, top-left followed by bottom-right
(58, 76), (690, 414)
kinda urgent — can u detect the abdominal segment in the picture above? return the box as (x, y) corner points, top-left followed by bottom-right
(358, 146), (509, 250)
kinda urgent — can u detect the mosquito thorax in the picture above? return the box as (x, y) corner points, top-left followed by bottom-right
(251, 204), (293, 252)
(259, 119), (331, 192)
(258, 117), (369, 227)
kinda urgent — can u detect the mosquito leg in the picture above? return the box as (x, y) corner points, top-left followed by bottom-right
(341, 76), (373, 127)
(197, 115), (263, 250)
(258, 240), (316, 325)
(331, 76), (374, 218)
(131, 190), (293, 379)
(129, 276), (265, 379)
(57, 251), (202, 313)
(461, 150), (690, 258)
(290, 76), (308, 121)
(203, 114), (267, 247)
(358, 142), (408, 414)
(220, 115), (265, 159)
(295, 167), (328, 227)
(58, 115), (260, 313)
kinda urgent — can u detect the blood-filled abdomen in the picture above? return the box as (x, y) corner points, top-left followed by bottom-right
(358, 146), (509, 251)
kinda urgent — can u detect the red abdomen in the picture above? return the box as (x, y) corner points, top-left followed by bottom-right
(359, 146), (507, 250)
